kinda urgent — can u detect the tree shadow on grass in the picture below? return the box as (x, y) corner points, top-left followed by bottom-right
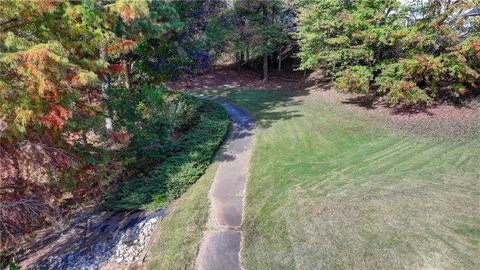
(341, 95), (379, 110)
(168, 64), (312, 129)
(340, 92), (480, 117)
(192, 88), (307, 129)
(389, 104), (435, 116)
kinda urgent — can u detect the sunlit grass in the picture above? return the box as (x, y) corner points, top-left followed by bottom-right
(222, 89), (480, 269)
(145, 88), (480, 269)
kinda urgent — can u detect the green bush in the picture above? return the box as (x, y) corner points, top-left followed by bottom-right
(376, 59), (433, 104)
(297, 0), (480, 105)
(333, 66), (373, 94)
(107, 86), (205, 173)
(103, 99), (229, 211)
(162, 93), (202, 134)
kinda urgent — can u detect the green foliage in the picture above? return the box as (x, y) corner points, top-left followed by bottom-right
(127, 1), (225, 85)
(8, 257), (19, 270)
(104, 97), (229, 211)
(162, 93), (202, 133)
(107, 86), (169, 169)
(296, 0), (400, 71)
(107, 86), (203, 172)
(333, 66), (373, 94)
(297, 0), (480, 105)
(225, 0), (293, 60)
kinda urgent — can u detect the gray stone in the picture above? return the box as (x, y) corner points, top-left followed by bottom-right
(197, 231), (242, 270)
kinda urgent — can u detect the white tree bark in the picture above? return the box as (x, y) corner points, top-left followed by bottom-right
(100, 46), (113, 131)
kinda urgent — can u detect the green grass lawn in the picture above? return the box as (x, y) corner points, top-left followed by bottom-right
(145, 88), (479, 269)
(220, 89), (480, 269)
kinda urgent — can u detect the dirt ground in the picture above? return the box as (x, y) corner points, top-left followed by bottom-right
(168, 64), (308, 92)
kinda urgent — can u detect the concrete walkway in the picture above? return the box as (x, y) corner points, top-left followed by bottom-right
(196, 100), (255, 270)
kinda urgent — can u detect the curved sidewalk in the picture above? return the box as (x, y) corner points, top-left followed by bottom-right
(196, 100), (255, 270)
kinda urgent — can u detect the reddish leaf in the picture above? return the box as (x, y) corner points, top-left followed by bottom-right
(40, 103), (72, 130)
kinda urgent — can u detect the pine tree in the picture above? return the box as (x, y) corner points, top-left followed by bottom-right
(296, 0), (480, 104)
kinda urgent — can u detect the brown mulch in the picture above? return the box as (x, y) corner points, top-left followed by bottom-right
(310, 89), (480, 138)
(167, 64), (309, 92)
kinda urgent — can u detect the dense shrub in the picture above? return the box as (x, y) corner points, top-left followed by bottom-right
(107, 86), (205, 172)
(163, 93), (202, 133)
(333, 66), (373, 94)
(297, 0), (480, 105)
(104, 99), (229, 211)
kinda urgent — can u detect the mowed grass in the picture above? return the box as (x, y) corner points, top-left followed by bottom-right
(220, 89), (480, 269)
(145, 162), (218, 270)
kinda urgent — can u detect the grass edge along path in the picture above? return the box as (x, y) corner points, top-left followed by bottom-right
(145, 98), (255, 270)
(195, 99), (255, 270)
(145, 162), (219, 270)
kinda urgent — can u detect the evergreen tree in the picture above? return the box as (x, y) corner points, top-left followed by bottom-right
(231, 0), (291, 82)
(296, 0), (480, 104)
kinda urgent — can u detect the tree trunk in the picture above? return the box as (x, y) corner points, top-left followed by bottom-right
(235, 51), (241, 71)
(100, 47), (113, 131)
(278, 48), (282, 72)
(121, 58), (130, 88)
(263, 54), (268, 83)
(235, 51), (240, 63)
(120, 35), (131, 88)
(262, 4), (269, 83)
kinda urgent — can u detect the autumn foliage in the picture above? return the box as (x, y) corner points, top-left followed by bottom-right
(39, 103), (72, 130)
(0, 0), (151, 254)
(0, 0), (227, 258)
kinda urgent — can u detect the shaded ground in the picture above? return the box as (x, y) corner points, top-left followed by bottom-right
(312, 90), (480, 139)
(168, 65), (308, 92)
(169, 65), (480, 138)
